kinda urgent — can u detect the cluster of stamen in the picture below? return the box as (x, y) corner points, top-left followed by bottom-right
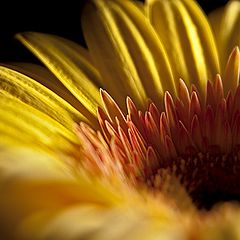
(76, 50), (240, 209)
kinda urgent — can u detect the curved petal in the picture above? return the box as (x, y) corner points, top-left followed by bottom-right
(209, 0), (240, 70)
(16, 32), (102, 118)
(82, 0), (175, 110)
(0, 147), (121, 239)
(223, 47), (240, 94)
(146, 0), (220, 95)
(18, 205), (186, 240)
(208, 6), (224, 44)
(2, 63), (99, 127)
(0, 66), (90, 130)
(0, 94), (79, 153)
(0, 148), (187, 240)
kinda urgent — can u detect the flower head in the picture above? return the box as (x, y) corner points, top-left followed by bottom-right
(0, 0), (240, 239)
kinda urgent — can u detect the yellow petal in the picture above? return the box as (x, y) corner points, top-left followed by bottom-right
(146, 0), (220, 95)
(223, 47), (240, 94)
(209, 0), (240, 69)
(82, 0), (175, 110)
(16, 32), (102, 118)
(3, 62), (98, 127)
(0, 148), (187, 240)
(0, 147), (68, 180)
(181, 0), (220, 77)
(18, 205), (185, 240)
(0, 66), (90, 130)
(208, 6), (224, 44)
(0, 147), (121, 239)
(133, 0), (145, 15)
(0, 94), (78, 153)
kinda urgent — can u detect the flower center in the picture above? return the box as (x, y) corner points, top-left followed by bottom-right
(77, 76), (240, 211)
(148, 150), (240, 210)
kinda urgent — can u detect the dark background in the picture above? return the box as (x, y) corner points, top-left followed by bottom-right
(0, 0), (228, 63)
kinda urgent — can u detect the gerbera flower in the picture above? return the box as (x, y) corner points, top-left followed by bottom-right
(0, 0), (240, 239)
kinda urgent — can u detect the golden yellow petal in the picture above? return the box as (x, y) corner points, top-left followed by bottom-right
(133, 0), (145, 15)
(0, 147), (188, 239)
(2, 63), (98, 127)
(82, 0), (175, 110)
(147, 0), (220, 95)
(209, 0), (240, 70)
(0, 147), (122, 239)
(18, 204), (186, 240)
(223, 47), (240, 94)
(16, 32), (102, 118)
(208, 6), (224, 44)
(0, 94), (78, 152)
(0, 66), (91, 130)
(180, 0), (220, 72)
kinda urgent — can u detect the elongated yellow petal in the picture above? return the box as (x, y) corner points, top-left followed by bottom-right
(16, 32), (102, 118)
(223, 47), (240, 94)
(0, 148), (186, 240)
(208, 6), (224, 44)
(44, 35), (102, 87)
(82, 0), (175, 110)
(0, 66), (91, 130)
(133, 0), (145, 15)
(2, 63), (99, 127)
(0, 94), (78, 153)
(147, 0), (220, 95)
(180, 0), (220, 72)
(18, 205), (185, 240)
(209, 0), (240, 70)
(0, 147), (122, 239)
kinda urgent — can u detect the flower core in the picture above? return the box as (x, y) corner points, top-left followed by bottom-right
(77, 48), (240, 210)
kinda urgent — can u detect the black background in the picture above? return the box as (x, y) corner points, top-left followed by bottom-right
(0, 0), (228, 63)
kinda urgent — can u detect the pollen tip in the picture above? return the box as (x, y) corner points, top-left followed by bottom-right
(126, 96), (137, 115)
(215, 73), (221, 79)
(233, 46), (239, 54)
(164, 91), (173, 105)
(126, 96), (131, 102)
(231, 47), (240, 65)
(101, 89), (118, 106)
(100, 88), (106, 98)
(178, 78), (190, 105)
(126, 96), (133, 107)
(223, 46), (240, 94)
(179, 78), (187, 87)
(165, 91), (171, 97)
(100, 88), (115, 103)
(228, 46), (240, 62)
(99, 88), (106, 102)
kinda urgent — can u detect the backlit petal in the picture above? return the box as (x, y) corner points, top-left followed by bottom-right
(0, 147), (188, 240)
(223, 47), (240, 94)
(0, 94), (78, 153)
(147, 0), (220, 94)
(82, 0), (175, 110)
(209, 0), (240, 70)
(0, 66), (90, 130)
(16, 32), (102, 118)
(2, 63), (99, 127)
